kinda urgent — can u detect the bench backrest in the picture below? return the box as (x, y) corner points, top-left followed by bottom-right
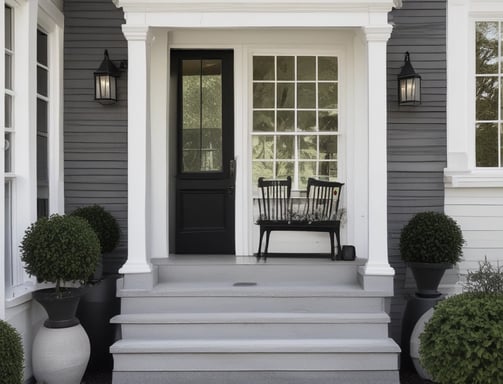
(257, 176), (292, 221)
(304, 178), (344, 221)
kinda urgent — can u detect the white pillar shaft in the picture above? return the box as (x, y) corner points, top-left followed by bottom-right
(362, 26), (394, 275)
(120, 26), (152, 274)
(149, 29), (169, 259)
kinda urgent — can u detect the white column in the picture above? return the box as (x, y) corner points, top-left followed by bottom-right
(359, 26), (395, 288)
(149, 29), (169, 259)
(446, 0), (470, 171)
(120, 26), (152, 274)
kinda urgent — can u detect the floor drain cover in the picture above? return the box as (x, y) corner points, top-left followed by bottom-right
(232, 282), (257, 287)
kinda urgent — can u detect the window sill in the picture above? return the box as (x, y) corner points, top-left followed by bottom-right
(444, 169), (503, 188)
(5, 282), (54, 308)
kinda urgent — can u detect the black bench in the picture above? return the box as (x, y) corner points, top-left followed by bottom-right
(256, 176), (344, 261)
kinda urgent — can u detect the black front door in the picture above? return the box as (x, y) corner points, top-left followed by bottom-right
(171, 50), (235, 254)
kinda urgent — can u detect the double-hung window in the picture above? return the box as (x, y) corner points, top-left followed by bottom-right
(2, 1), (64, 297)
(251, 55), (339, 190)
(475, 21), (503, 167)
(37, 29), (49, 218)
(4, 5), (14, 288)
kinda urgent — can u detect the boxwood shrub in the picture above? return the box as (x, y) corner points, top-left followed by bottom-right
(70, 205), (120, 253)
(20, 214), (100, 294)
(419, 292), (503, 384)
(0, 320), (23, 384)
(400, 211), (464, 264)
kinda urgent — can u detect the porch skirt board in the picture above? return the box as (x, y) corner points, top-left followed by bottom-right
(112, 370), (399, 384)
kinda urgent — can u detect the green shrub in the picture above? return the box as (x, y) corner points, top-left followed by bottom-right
(70, 205), (120, 253)
(400, 211), (464, 264)
(20, 214), (100, 295)
(0, 320), (24, 384)
(464, 257), (503, 294)
(419, 293), (503, 384)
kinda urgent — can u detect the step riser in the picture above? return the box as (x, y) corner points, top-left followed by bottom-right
(113, 352), (399, 371)
(112, 370), (399, 384)
(121, 296), (384, 314)
(120, 323), (389, 340)
(158, 264), (359, 285)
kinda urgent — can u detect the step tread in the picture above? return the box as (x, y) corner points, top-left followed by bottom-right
(111, 312), (390, 324)
(111, 338), (400, 354)
(151, 256), (366, 266)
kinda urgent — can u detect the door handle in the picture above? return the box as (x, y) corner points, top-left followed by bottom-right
(230, 159), (236, 182)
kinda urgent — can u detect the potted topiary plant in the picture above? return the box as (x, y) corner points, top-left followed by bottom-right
(70, 205), (121, 371)
(400, 211), (464, 298)
(20, 214), (100, 384)
(0, 320), (24, 384)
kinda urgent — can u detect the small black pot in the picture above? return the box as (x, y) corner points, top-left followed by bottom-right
(32, 287), (87, 329)
(407, 262), (452, 298)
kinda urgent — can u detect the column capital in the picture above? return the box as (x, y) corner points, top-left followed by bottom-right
(363, 25), (393, 41)
(122, 25), (150, 41)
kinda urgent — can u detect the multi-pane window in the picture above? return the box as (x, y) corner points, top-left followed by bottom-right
(182, 59), (223, 173)
(251, 55), (339, 190)
(37, 29), (49, 217)
(5, 6), (14, 174)
(4, 5), (14, 288)
(475, 21), (503, 167)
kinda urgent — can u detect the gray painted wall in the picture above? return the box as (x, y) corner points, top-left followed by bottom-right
(63, 0), (128, 261)
(387, 0), (447, 343)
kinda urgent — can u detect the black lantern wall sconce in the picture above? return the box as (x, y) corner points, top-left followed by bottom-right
(94, 50), (126, 104)
(398, 52), (421, 105)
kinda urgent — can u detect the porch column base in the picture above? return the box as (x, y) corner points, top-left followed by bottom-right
(358, 264), (394, 294)
(119, 264), (157, 290)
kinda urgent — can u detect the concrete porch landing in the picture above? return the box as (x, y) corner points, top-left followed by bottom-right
(111, 256), (400, 384)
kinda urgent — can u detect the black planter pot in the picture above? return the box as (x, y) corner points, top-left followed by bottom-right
(407, 262), (452, 298)
(77, 274), (121, 371)
(32, 287), (87, 329)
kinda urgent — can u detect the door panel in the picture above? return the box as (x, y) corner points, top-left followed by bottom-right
(172, 50), (235, 254)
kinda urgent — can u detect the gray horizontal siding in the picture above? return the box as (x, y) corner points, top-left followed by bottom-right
(387, 0), (447, 344)
(63, 0), (128, 251)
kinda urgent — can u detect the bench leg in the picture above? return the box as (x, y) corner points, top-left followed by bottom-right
(264, 230), (272, 261)
(335, 225), (342, 260)
(329, 231), (336, 261)
(257, 227), (265, 261)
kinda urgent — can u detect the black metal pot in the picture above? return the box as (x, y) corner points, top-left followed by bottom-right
(407, 262), (452, 298)
(32, 287), (86, 329)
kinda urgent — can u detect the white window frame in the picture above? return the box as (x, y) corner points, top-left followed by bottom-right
(445, 0), (503, 187)
(1, 0), (64, 303)
(474, 21), (503, 168)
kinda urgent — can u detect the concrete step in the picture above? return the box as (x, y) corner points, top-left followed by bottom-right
(112, 312), (391, 340)
(118, 283), (386, 314)
(111, 338), (400, 372)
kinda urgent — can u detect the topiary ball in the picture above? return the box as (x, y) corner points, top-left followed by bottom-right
(419, 293), (503, 384)
(70, 205), (120, 253)
(0, 320), (24, 384)
(400, 211), (464, 264)
(20, 214), (100, 286)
